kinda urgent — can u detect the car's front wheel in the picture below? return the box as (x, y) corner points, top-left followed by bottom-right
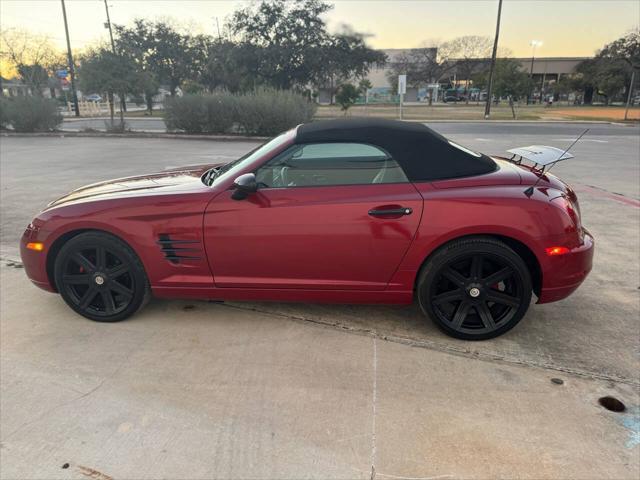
(54, 232), (150, 322)
(417, 237), (532, 340)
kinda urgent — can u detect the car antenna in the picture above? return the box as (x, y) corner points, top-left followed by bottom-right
(523, 128), (589, 198)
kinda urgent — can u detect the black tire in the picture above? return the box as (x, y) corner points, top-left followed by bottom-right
(417, 237), (532, 340)
(54, 232), (150, 322)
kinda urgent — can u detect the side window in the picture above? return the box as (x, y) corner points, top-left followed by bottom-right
(256, 142), (408, 188)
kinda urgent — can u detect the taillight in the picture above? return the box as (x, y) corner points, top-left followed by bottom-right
(551, 194), (581, 230)
(545, 246), (570, 256)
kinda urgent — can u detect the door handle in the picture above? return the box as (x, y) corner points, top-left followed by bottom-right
(368, 207), (413, 217)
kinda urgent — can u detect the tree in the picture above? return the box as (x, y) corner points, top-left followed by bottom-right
(78, 48), (141, 126)
(599, 30), (640, 70)
(114, 19), (159, 113)
(0, 29), (64, 96)
(358, 78), (372, 103)
(598, 30), (639, 113)
(194, 38), (260, 93)
(229, 0), (331, 90)
(574, 31), (639, 105)
(115, 20), (198, 97)
(441, 36), (493, 103)
(229, 0), (383, 94)
(592, 59), (629, 105)
(335, 83), (360, 113)
(575, 57), (629, 105)
(313, 26), (386, 102)
(494, 59), (532, 117)
(473, 59), (531, 117)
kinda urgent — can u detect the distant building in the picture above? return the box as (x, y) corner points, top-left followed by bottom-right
(317, 48), (591, 104)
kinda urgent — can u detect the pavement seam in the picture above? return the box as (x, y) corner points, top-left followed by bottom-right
(219, 303), (640, 387)
(370, 336), (377, 480)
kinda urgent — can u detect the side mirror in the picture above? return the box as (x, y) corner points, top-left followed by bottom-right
(231, 173), (258, 200)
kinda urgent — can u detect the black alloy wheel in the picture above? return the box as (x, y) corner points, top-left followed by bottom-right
(418, 238), (532, 340)
(54, 232), (150, 322)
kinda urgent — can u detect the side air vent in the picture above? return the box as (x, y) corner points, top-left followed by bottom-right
(157, 234), (202, 264)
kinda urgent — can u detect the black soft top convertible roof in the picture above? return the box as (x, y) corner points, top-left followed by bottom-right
(295, 118), (496, 182)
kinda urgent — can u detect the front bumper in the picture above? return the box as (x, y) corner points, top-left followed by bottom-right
(20, 224), (56, 293)
(537, 230), (594, 303)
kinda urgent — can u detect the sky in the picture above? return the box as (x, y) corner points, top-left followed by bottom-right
(0, 0), (638, 58)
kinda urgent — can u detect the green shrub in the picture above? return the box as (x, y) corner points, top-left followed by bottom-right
(0, 96), (62, 132)
(165, 93), (236, 134)
(235, 88), (316, 136)
(204, 94), (236, 133)
(164, 95), (208, 133)
(165, 89), (316, 136)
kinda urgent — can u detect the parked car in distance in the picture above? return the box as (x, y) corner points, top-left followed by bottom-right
(20, 118), (593, 340)
(85, 94), (102, 102)
(443, 95), (466, 103)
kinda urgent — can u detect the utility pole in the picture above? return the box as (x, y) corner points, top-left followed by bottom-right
(527, 40), (542, 104)
(103, 0), (126, 120)
(61, 0), (80, 117)
(624, 69), (636, 121)
(103, 0), (116, 51)
(484, 0), (503, 119)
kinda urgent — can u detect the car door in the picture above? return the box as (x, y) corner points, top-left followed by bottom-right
(203, 142), (423, 290)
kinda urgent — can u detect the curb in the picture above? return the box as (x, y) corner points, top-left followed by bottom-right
(0, 131), (270, 141)
(62, 116), (164, 122)
(422, 120), (635, 125)
(61, 116), (626, 125)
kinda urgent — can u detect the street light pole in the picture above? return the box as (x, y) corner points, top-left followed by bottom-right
(484, 0), (503, 119)
(60, 0), (80, 117)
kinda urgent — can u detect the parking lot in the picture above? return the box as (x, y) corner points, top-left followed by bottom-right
(1, 123), (639, 479)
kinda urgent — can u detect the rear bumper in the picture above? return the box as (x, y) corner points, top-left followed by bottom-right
(537, 230), (594, 303)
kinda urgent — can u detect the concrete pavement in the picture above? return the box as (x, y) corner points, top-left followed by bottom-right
(1, 124), (639, 478)
(1, 265), (638, 479)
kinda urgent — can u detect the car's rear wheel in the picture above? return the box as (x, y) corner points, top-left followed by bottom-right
(417, 238), (532, 340)
(54, 232), (150, 322)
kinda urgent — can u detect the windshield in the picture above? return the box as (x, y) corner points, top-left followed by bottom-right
(202, 130), (294, 186)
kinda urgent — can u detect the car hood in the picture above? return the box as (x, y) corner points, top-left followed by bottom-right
(46, 163), (222, 209)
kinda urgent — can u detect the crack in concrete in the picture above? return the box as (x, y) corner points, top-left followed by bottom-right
(1, 329), (159, 442)
(376, 473), (455, 480)
(76, 465), (113, 480)
(1, 378), (109, 441)
(220, 303), (640, 387)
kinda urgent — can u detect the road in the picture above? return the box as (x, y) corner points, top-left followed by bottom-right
(62, 116), (640, 137)
(1, 123), (639, 478)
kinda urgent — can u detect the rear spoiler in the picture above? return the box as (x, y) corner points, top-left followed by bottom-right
(506, 145), (574, 172)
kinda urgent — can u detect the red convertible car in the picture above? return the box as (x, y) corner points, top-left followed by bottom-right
(20, 119), (593, 340)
